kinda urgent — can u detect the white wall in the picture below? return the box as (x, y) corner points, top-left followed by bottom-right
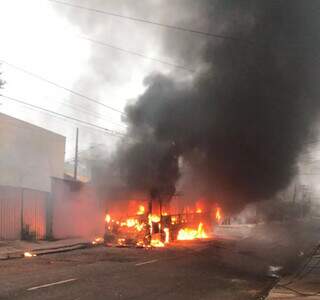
(0, 113), (65, 192)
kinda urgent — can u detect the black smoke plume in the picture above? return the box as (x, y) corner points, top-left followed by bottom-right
(116, 1), (320, 213)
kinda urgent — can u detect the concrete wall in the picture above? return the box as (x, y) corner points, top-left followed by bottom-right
(51, 178), (104, 239)
(0, 113), (65, 192)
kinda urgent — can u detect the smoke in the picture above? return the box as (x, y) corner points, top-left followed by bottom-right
(0, 68), (4, 89)
(116, 1), (320, 213)
(48, 0), (211, 161)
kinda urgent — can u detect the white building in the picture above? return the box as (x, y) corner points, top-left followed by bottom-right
(0, 113), (65, 192)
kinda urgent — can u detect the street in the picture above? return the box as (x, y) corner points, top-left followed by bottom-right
(0, 238), (275, 300)
(2, 221), (320, 300)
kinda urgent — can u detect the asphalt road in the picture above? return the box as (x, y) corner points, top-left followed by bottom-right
(0, 238), (275, 300)
(2, 221), (320, 300)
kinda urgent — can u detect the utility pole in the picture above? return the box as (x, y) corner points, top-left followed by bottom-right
(74, 127), (79, 181)
(292, 183), (297, 204)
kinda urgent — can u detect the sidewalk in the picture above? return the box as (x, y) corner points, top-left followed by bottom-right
(267, 244), (320, 299)
(0, 238), (92, 260)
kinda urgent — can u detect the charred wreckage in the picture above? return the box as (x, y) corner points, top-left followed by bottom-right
(97, 190), (222, 248)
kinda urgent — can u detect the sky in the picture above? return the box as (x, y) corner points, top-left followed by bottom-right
(0, 0), (181, 160)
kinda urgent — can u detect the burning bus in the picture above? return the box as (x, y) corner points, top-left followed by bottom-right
(102, 195), (222, 248)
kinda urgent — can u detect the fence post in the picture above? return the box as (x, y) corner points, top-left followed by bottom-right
(20, 188), (24, 240)
(45, 192), (51, 240)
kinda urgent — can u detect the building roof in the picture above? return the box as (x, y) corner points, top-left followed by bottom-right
(0, 112), (66, 140)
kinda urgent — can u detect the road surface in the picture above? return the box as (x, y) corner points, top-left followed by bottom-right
(0, 238), (276, 300)
(3, 221), (320, 300)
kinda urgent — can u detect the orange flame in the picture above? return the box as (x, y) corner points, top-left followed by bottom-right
(164, 228), (170, 244)
(92, 237), (104, 245)
(105, 201), (215, 247)
(150, 239), (165, 247)
(216, 208), (221, 222)
(177, 222), (208, 241)
(119, 218), (145, 232)
(118, 238), (126, 246)
(105, 214), (111, 223)
(149, 214), (161, 223)
(126, 218), (137, 227)
(137, 205), (145, 215)
(24, 252), (36, 257)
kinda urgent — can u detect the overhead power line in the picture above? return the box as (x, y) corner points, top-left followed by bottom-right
(0, 59), (125, 115)
(49, 95), (127, 129)
(66, 144), (107, 162)
(0, 94), (125, 137)
(78, 35), (195, 72)
(48, 0), (252, 44)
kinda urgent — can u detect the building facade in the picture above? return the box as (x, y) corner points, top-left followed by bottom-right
(0, 113), (65, 192)
(0, 113), (66, 240)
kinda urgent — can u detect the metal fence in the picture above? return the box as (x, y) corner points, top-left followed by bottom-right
(0, 185), (48, 240)
(0, 186), (21, 240)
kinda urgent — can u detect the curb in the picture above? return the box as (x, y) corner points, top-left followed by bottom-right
(0, 242), (92, 260)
